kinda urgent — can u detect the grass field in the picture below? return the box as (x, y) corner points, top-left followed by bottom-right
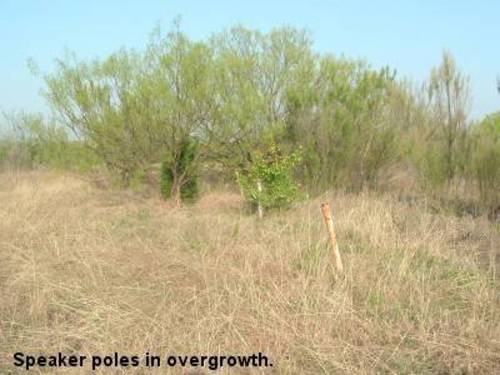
(1, 171), (499, 374)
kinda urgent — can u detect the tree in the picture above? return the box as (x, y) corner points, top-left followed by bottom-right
(143, 25), (214, 205)
(237, 142), (302, 216)
(43, 23), (214, 204)
(428, 51), (470, 181)
(43, 49), (150, 182)
(285, 55), (397, 192)
(207, 26), (314, 172)
(0, 111), (77, 169)
(470, 112), (500, 208)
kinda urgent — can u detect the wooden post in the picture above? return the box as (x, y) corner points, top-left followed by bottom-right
(321, 202), (344, 274)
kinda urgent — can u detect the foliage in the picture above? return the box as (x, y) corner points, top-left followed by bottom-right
(207, 26), (314, 171)
(427, 51), (470, 181)
(285, 56), (398, 192)
(160, 138), (199, 203)
(0, 111), (98, 172)
(42, 22), (213, 194)
(4, 22), (495, 212)
(237, 143), (302, 211)
(470, 112), (500, 207)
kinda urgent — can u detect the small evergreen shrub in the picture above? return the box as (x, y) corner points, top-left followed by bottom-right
(160, 164), (173, 199)
(160, 138), (199, 202)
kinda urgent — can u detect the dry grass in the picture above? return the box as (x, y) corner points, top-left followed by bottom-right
(1, 171), (499, 374)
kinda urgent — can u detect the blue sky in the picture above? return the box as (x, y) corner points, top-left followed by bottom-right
(1, 0), (498, 119)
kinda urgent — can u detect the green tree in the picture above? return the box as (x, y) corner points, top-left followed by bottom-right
(207, 26), (314, 172)
(470, 112), (500, 208)
(0, 111), (95, 170)
(237, 143), (302, 216)
(43, 22), (214, 204)
(285, 56), (397, 192)
(143, 25), (214, 204)
(43, 49), (150, 182)
(428, 51), (470, 181)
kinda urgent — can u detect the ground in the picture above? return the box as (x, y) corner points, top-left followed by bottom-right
(1, 171), (499, 374)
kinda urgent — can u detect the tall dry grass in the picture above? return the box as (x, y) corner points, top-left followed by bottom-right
(1, 171), (499, 374)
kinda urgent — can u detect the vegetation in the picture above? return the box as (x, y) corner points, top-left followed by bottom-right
(0, 111), (99, 172)
(0, 172), (498, 373)
(1, 20), (499, 374)
(160, 137), (199, 204)
(1, 24), (497, 214)
(237, 142), (302, 211)
(470, 112), (500, 209)
(428, 51), (470, 181)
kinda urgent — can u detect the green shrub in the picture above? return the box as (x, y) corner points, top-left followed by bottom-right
(0, 112), (100, 172)
(160, 138), (199, 203)
(471, 113), (500, 207)
(160, 163), (173, 200)
(237, 143), (302, 212)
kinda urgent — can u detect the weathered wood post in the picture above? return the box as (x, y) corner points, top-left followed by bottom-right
(321, 202), (344, 274)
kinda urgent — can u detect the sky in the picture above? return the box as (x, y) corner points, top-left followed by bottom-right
(0, 0), (499, 120)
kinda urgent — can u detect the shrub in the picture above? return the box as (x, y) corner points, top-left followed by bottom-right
(160, 138), (199, 203)
(471, 113), (500, 208)
(237, 143), (302, 212)
(0, 111), (100, 172)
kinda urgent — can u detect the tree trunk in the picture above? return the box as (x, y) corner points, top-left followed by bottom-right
(256, 180), (263, 219)
(170, 173), (182, 208)
(445, 77), (455, 181)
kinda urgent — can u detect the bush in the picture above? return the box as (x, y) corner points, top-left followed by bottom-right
(285, 58), (398, 192)
(160, 138), (199, 203)
(237, 143), (302, 212)
(0, 111), (99, 172)
(471, 113), (500, 208)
